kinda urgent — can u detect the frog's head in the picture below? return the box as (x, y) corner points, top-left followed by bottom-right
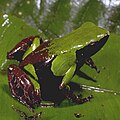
(76, 33), (109, 61)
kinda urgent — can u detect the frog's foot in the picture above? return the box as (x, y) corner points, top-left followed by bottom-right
(12, 105), (42, 120)
(62, 87), (93, 104)
(85, 58), (100, 73)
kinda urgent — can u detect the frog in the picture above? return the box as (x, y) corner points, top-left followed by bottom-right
(7, 22), (109, 110)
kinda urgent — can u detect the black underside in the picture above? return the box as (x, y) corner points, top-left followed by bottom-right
(34, 61), (65, 104)
(34, 60), (83, 105)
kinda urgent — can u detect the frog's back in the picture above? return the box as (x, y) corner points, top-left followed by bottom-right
(48, 22), (108, 56)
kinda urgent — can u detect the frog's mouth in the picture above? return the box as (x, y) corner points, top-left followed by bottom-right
(76, 35), (109, 60)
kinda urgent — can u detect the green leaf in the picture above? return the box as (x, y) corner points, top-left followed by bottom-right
(73, 0), (105, 28)
(0, 20), (120, 120)
(0, 0), (120, 120)
(1, 0), (120, 36)
(39, 0), (71, 38)
(107, 5), (120, 34)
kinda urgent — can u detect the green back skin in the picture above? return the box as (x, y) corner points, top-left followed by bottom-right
(49, 22), (109, 78)
(48, 22), (109, 56)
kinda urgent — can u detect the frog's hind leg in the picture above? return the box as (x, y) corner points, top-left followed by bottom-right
(62, 87), (93, 104)
(8, 64), (41, 111)
(85, 58), (100, 73)
(7, 36), (41, 62)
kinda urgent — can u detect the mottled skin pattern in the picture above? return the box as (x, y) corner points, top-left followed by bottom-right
(8, 65), (41, 109)
(7, 36), (38, 61)
(7, 35), (109, 109)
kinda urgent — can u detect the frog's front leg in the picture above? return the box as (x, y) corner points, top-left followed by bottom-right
(85, 58), (100, 73)
(58, 64), (93, 104)
(8, 64), (41, 110)
(59, 64), (76, 89)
